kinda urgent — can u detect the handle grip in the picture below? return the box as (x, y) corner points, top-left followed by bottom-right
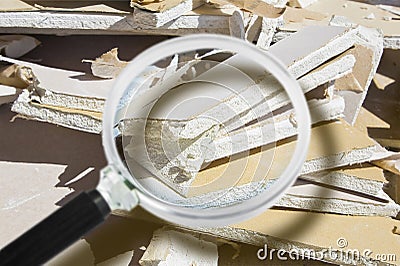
(0, 190), (110, 265)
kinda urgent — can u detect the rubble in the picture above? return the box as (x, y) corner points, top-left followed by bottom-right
(140, 228), (218, 265)
(0, 0), (400, 265)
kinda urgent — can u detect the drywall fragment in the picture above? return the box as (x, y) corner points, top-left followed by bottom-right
(229, 10), (245, 39)
(82, 48), (128, 79)
(2, 56), (113, 112)
(0, 161), (70, 248)
(219, 0), (285, 18)
(121, 49), (352, 194)
(268, 25), (358, 78)
(256, 16), (283, 50)
(276, 182), (400, 217)
(301, 164), (387, 196)
(133, 0), (205, 28)
(378, 4), (400, 17)
(288, 0), (319, 9)
(244, 14), (262, 42)
(373, 72), (395, 90)
(12, 90), (103, 133)
(373, 155), (400, 176)
(123, 96), (344, 196)
(0, 5), (234, 36)
(180, 119), (392, 198)
(97, 250), (134, 266)
(354, 107), (394, 148)
(0, 1), (131, 13)
(200, 209), (400, 265)
(207, 96), (345, 162)
(0, 35), (40, 58)
(280, 0), (400, 49)
(0, 84), (18, 105)
(224, 51), (355, 132)
(139, 228), (218, 266)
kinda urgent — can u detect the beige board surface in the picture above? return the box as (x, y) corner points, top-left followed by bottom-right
(0, 161), (69, 248)
(187, 119), (386, 197)
(281, 0), (400, 38)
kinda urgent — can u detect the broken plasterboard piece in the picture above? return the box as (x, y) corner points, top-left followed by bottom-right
(223, 51), (355, 133)
(256, 16), (283, 50)
(123, 95), (344, 197)
(373, 155), (400, 177)
(333, 26), (384, 125)
(0, 1), (131, 14)
(207, 95), (345, 163)
(133, 0), (205, 28)
(301, 164), (387, 196)
(120, 47), (354, 195)
(244, 14), (262, 43)
(2, 56), (113, 112)
(0, 84), (18, 105)
(217, 0), (285, 18)
(280, 0), (400, 49)
(268, 25), (358, 79)
(0, 4), (236, 36)
(0, 35), (40, 58)
(0, 161), (70, 248)
(139, 227), (218, 266)
(168, 119), (392, 198)
(275, 182), (400, 217)
(82, 48), (128, 79)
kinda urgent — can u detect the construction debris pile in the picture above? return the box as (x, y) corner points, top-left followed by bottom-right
(0, 0), (400, 265)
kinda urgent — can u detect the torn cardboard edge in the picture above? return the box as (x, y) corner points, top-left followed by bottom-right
(82, 47), (128, 79)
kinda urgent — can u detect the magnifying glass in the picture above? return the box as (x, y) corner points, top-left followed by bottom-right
(0, 34), (310, 265)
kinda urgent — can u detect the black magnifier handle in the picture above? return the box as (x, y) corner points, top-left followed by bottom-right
(0, 189), (110, 265)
